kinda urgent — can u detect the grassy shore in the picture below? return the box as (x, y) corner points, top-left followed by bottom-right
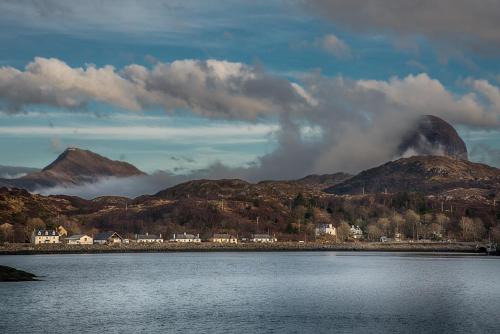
(0, 241), (484, 255)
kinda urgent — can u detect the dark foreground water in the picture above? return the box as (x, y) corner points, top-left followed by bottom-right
(1, 252), (499, 333)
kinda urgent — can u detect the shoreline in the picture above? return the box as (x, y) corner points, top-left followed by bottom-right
(0, 241), (489, 255)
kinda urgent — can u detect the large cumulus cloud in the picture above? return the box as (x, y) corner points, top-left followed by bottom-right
(0, 57), (312, 119)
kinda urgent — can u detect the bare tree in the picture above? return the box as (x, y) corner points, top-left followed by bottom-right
(391, 213), (405, 237)
(459, 217), (486, 241)
(367, 224), (383, 241)
(435, 213), (450, 236)
(491, 226), (500, 243)
(336, 221), (351, 242)
(405, 209), (420, 240)
(376, 217), (391, 237)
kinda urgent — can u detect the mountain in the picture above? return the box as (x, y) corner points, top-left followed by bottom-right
(1, 148), (145, 190)
(398, 115), (468, 160)
(326, 155), (500, 195)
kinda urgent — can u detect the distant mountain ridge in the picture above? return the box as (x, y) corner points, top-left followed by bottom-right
(0, 148), (145, 190)
(0, 165), (40, 179)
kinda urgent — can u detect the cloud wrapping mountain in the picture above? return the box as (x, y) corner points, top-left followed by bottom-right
(2, 57), (500, 197)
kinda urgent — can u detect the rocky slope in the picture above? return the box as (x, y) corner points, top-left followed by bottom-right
(326, 155), (500, 195)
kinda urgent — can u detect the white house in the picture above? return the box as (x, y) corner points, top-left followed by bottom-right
(170, 233), (201, 243)
(209, 233), (238, 244)
(94, 231), (123, 245)
(315, 223), (337, 237)
(250, 234), (277, 243)
(350, 225), (363, 239)
(66, 234), (93, 245)
(31, 229), (60, 245)
(136, 233), (163, 243)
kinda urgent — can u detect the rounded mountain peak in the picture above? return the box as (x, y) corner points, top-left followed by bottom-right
(398, 115), (468, 160)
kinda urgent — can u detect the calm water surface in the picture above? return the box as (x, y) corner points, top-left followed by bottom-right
(1, 252), (499, 333)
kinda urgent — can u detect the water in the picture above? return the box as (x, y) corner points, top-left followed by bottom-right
(1, 252), (499, 333)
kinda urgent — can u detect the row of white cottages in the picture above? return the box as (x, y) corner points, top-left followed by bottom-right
(31, 229), (278, 245)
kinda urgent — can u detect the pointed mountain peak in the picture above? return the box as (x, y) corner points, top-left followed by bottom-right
(41, 147), (145, 178)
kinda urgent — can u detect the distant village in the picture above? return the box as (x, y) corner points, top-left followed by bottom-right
(29, 223), (367, 246)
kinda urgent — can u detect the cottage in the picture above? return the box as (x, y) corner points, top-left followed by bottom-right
(136, 233), (163, 243)
(66, 234), (93, 245)
(209, 233), (238, 244)
(169, 233), (201, 243)
(315, 223), (337, 237)
(31, 229), (60, 244)
(350, 225), (363, 239)
(250, 234), (277, 243)
(93, 231), (123, 245)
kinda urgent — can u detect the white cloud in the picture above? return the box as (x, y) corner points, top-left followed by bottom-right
(0, 57), (313, 120)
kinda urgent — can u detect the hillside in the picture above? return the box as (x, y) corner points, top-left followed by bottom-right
(326, 155), (500, 195)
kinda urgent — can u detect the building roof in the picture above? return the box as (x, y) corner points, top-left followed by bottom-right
(66, 234), (91, 240)
(94, 231), (122, 241)
(252, 234), (272, 239)
(172, 233), (198, 239)
(34, 229), (58, 236)
(137, 234), (162, 240)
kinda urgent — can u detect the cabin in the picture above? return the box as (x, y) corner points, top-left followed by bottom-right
(31, 229), (60, 245)
(250, 234), (277, 243)
(66, 234), (93, 245)
(209, 233), (238, 244)
(57, 225), (68, 237)
(136, 233), (163, 243)
(93, 231), (123, 245)
(169, 233), (201, 243)
(315, 223), (337, 237)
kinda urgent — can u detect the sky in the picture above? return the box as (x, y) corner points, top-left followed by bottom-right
(1, 0), (500, 195)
